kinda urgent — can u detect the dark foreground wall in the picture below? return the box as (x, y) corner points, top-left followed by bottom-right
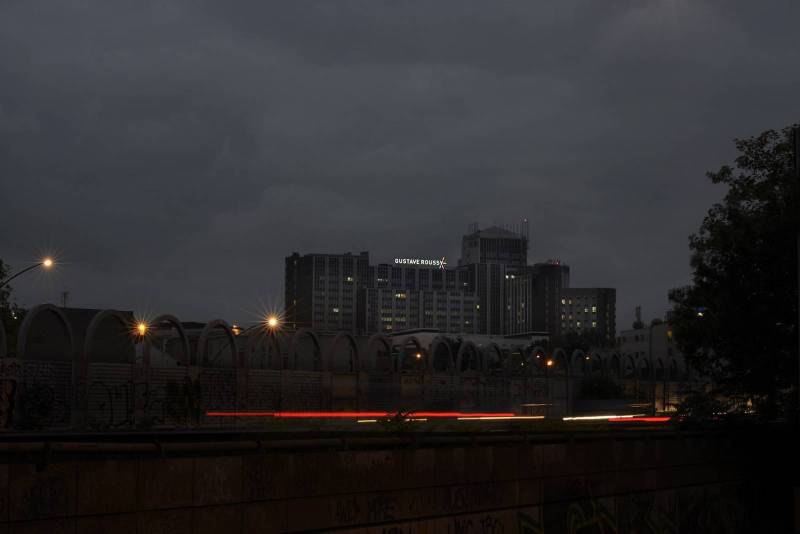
(0, 428), (795, 533)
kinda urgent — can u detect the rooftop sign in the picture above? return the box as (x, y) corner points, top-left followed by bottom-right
(394, 257), (448, 269)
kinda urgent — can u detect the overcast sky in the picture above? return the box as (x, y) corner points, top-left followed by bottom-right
(2, 1), (799, 327)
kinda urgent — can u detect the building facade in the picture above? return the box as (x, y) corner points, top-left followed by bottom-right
(284, 251), (370, 332)
(531, 261), (570, 339)
(459, 223), (529, 269)
(618, 320), (685, 379)
(504, 270), (533, 335)
(284, 223), (616, 341)
(361, 263), (478, 334)
(559, 287), (616, 345)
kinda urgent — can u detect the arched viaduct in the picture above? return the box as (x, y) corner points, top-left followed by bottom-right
(0, 308), (700, 431)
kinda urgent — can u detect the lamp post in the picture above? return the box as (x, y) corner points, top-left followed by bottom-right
(0, 258), (55, 289)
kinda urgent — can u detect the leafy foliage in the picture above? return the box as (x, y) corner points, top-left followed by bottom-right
(669, 125), (799, 414)
(0, 259), (26, 354)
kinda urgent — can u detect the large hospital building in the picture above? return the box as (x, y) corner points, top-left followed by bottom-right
(284, 223), (616, 344)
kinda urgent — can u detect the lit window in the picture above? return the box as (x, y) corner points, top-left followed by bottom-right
(592, 306), (597, 313)
(332, 307), (339, 313)
(561, 298), (566, 305)
(592, 321), (597, 328)
(584, 307), (589, 313)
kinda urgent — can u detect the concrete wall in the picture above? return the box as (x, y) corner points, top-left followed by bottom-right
(0, 429), (787, 533)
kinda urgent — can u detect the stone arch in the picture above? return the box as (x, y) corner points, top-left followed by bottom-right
(481, 343), (505, 374)
(655, 358), (665, 381)
(570, 349), (587, 376)
(397, 336), (425, 372)
(288, 328), (322, 371)
(245, 330), (286, 370)
(150, 314), (190, 367)
(16, 303), (75, 361)
(429, 335), (454, 373)
(366, 333), (392, 373)
(590, 352), (604, 376)
(196, 319), (239, 368)
(327, 332), (360, 372)
(0, 317), (6, 359)
(550, 347), (568, 376)
(507, 345), (528, 376)
(637, 357), (651, 380)
(83, 310), (135, 365)
(609, 353), (622, 379)
(529, 345), (548, 376)
(456, 341), (482, 374)
(622, 354), (636, 379)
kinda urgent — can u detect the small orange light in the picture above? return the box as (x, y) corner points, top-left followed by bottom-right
(136, 322), (148, 336)
(415, 353), (422, 359)
(546, 359), (554, 367)
(42, 258), (54, 268)
(267, 316), (279, 329)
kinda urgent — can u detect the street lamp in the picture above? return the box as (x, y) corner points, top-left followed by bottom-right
(266, 315), (280, 330)
(0, 257), (55, 289)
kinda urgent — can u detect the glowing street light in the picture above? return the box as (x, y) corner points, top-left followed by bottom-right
(546, 359), (554, 367)
(0, 257), (56, 289)
(266, 315), (280, 329)
(415, 352), (422, 360)
(136, 322), (148, 337)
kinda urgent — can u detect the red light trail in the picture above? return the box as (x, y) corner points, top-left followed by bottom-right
(205, 410), (516, 418)
(607, 416), (671, 423)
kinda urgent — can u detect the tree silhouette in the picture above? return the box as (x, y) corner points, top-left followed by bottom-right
(669, 124), (799, 415)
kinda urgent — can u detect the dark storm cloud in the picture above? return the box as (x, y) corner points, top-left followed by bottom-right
(1, 0), (799, 325)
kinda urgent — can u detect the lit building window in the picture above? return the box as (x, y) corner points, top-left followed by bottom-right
(592, 306), (597, 313)
(561, 298), (566, 305)
(592, 321), (597, 328)
(332, 307), (339, 313)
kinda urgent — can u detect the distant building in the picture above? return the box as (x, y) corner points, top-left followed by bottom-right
(618, 320), (685, 378)
(362, 263), (478, 334)
(459, 223), (529, 269)
(559, 287), (616, 345)
(284, 222), (616, 339)
(460, 262), (510, 336)
(531, 261), (570, 339)
(284, 251), (370, 333)
(504, 269), (533, 335)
